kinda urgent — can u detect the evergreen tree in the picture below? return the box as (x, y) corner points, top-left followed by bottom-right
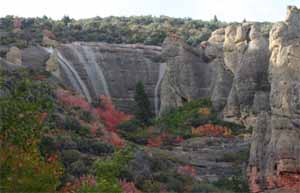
(213, 15), (218, 23)
(134, 81), (152, 124)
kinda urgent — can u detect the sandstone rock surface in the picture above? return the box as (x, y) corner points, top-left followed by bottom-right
(6, 46), (22, 65)
(248, 6), (300, 193)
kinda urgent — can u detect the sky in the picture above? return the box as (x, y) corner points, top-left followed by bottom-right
(1, 0), (300, 22)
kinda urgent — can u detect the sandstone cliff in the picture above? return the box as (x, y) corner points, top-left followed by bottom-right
(159, 35), (214, 114)
(46, 42), (163, 112)
(248, 6), (300, 193)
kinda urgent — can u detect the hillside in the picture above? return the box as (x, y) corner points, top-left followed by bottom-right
(1, 5), (300, 193)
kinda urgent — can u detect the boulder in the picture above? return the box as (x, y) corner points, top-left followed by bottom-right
(6, 46), (22, 65)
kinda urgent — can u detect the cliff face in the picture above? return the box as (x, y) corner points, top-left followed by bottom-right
(45, 42), (163, 112)
(159, 8), (300, 192)
(248, 6), (300, 193)
(222, 23), (270, 126)
(159, 35), (215, 114)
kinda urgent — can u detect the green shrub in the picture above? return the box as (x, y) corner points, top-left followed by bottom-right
(213, 175), (250, 193)
(70, 160), (88, 177)
(55, 135), (77, 150)
(39, 136), (56, 156)
(77, 126), (91, 136)
(190, 183), (231, 193)
(140, 180), (161, 193)
(80, 110), (93, 122)
(61, 149), (81, 165)
(155, 98), (212, 136)
(117, 119), (142, 132)
(64, 116), (81, 132)
(91, 147), (134, 193)
(90, 140), (115, 155)
(75, 138), (114, 155)
(217, 148), (250, 164)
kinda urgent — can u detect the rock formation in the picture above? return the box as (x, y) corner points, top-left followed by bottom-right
(47, 42), (163, 112)
(6, 46), (22, 65)
(159, 35), (215, 114)
(248, 6), (300, 193)
(222, 23), (270, 126)
(204, 28), (234, 112)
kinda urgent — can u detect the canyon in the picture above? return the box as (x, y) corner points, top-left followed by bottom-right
(2, 6), (300, 193)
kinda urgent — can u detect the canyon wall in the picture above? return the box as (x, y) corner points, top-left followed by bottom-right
(248, 6), (300, 193)
(45, 42), (163, 113)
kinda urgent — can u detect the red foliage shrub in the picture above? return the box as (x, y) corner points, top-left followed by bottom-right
(147, 136), (162, 147)
(13, 18), (22, 29)
(56, 90), (131, 148)
(191, 124), (232, 137)
(147, 133), (169, 147)
(93, 96), (131, 131)
(43, 29), (56, 39)
(109, 132), (125, 148)
(120, 180), (141, 193)
(60, 175), (96, 193)
(177, 165), (197, 177)
(37, 112), (48, 125)
(56, 89), (91, 112)
(173, 136), (184, 144)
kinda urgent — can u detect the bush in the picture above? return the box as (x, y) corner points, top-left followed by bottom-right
(77, 126), (92, 136)
(190, 183), (231, 193)
(0, 144), (63, 193)
(213, 175), (250, 193)
(140, 180), (162, 193)
(39, 135), (56, 156)
(61, 149), (81, 165)
(91, 147), (134, 193)
(117, 119), (142, 132)
(75, 138), (115, 155)
(56, 135), (77, 150)
(155, 98), (212, 137)
(69, 160), (88, 177)
(80, 110), (94, 122)
(64, 116), (81, 132)
(90, 140), (115, 155)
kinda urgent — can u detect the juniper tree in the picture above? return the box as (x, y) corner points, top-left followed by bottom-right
(134, 81), (152, 124)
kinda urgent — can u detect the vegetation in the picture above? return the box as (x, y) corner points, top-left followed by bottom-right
(0, 68), (63, 192)
(134, 81), (153, 124)
(0, 15), (228, 48)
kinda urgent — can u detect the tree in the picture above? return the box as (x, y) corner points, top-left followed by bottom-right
(62, 15), (71, 26)
(134, 81), (152, 124)
(213, 15), (218, 23)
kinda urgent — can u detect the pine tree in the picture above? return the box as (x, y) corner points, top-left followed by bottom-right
(213, 15), (218, 23)
(134, 81), (152, 124)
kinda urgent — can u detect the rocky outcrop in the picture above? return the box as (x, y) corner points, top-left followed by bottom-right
(222, 23), (270, 126)
(248, 6), (300, 193)
(159, 35), (215, 114)
(6, 46), (22, 65)
(22, 46), (50, 68)
(48, 42), (163, 112)
(204, 28), (234, 112)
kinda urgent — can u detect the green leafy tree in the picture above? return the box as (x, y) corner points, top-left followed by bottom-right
(134, 81), (152, 124)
